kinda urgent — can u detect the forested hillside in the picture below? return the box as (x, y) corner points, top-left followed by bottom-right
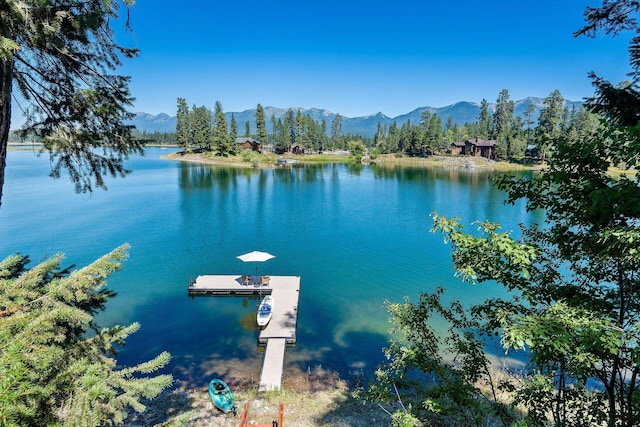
(127, 97), (583, 137)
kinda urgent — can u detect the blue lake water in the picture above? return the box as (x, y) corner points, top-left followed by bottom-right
(0, 147), (541, 386)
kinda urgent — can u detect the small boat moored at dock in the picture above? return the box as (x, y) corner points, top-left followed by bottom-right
(208, 379), (236, 415)
(257, 295), (274, 327)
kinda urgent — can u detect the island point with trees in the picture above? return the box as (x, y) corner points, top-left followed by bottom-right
(166, 88), (599, 171)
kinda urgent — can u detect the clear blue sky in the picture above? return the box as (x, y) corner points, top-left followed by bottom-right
(12, 0), (636, 126)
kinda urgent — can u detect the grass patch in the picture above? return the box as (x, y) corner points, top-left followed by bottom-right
(125, 367), (385, 427)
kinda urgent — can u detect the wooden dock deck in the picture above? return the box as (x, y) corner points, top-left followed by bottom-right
(188, 274), (274, 296)
(188, 275), (300, 390)
(258, 275), (300, 345)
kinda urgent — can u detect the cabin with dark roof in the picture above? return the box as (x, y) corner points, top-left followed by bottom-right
(291, 144), (305, 155)
(451, 137), (497, 159)
(235, 137), (263, 153)
(525, 144), (539, 159)
(275, 143), (307, 155)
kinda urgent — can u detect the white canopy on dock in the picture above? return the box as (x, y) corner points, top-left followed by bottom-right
(237, 251), (275, 275)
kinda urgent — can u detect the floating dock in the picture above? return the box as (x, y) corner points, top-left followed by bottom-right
(188, 275), (301, 390)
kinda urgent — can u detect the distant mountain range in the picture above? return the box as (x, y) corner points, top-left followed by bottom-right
(128, 97), (584, 138)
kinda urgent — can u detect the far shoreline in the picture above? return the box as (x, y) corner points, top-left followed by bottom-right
(161, 149), (538, 172)
(7, 142), (541, 172)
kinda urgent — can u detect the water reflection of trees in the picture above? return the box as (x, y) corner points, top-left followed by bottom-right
(178, 164), (255, 190)
(369, 163), (504, 184)
(178, 162), (344, 189)
(367, 163), (541, 226)
(177, 162), (534, 191)
(273, 163), (332, 184)
(176, 161), (538, 227)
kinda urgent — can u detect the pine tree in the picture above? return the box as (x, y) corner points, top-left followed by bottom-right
(535, 89), (565, 163)
(0, 0), (143, 207)
(175, 98), (191, 149)
(230, 113), (238, 146)
(0, 245), (172, 426)
(320, 118), (328, 152)
(270, 114), (278, 146)
(255, 104), (268, 143)
(387, 121), (399, 153)
(374, 122), (383, 150)
(306, 114), (319, 152)
(428, 113), (443, 154)
(273, 118), (287, 153)
(295, 109), (305, 146)
(212, 101), (231, 155)
(477, 99), (493, 139)
(523, 102), (536, 143)
(191, 105), (212, 150)
(284, 109), (296, 151)
(331, 114), (343, 151)
(493, 89), (515, 157)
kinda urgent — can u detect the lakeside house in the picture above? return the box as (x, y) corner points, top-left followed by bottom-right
(274, 143), (306, 155)
(236, 137), (263, 153)
(525, 144), (540, 159)
(291, 143), (305, 154)
(451, 137), (497, 159)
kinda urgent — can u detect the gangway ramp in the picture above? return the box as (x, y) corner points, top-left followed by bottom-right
(259, 338), (287, 391)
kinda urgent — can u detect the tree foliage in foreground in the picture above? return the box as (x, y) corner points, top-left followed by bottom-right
(362, 2), (640, 425)
(364, 119), (640, 426)
(360, 286), (520, 427)
(0, 245), (172, 426)
(0, 0), (143, 208)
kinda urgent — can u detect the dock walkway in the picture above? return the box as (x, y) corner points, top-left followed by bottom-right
(188, 275), (301, 389)
(259, 338), (286, 391)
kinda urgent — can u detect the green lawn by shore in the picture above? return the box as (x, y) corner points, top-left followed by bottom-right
(127, 367), (384, 427)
